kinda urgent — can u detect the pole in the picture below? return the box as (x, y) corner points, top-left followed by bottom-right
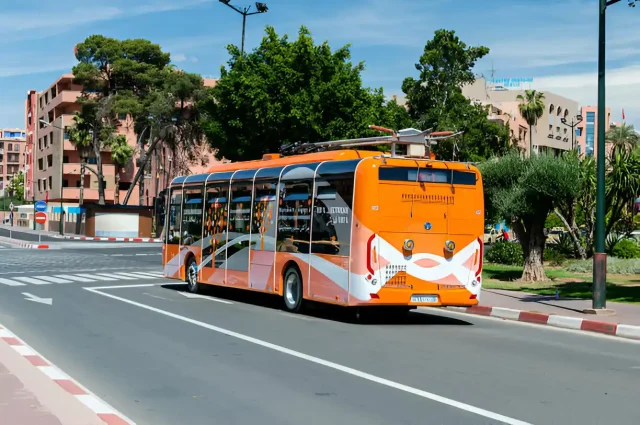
(593, 0), (607, 310)
(241, 11), (247, 57)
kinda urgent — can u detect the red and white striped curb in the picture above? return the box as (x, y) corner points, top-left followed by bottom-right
(446, 305), (640, 340)
(63, 236), (162, 243)
(0, 235), (49, 249)
(0, 323), (135, 425)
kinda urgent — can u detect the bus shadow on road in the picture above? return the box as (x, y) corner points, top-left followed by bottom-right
(160, 284), (473, 327)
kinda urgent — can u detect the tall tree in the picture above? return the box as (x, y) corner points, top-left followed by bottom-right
(201, 26), (411, 161)
(6, 171), (24, 200)
(401, 30), (509, 160)
(107, 135), (134, 205)
(605, 122), (639, 152)
(605, 145), (640, 236)
(516, 90), (545, 157)
(66, 113), (93, 205)
(481, 153), (580, 281)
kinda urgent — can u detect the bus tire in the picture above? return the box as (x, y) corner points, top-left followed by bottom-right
(283, 266), (304, 313)
(185, 256), (200, 294)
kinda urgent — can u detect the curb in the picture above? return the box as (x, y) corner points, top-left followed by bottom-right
(0, 236), (50, 249)
(446, 305), (640, 340)
(0, 323), (135, 424)
(63, 236), (162, 243)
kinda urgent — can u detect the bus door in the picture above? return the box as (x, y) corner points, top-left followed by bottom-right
(164, 183), (184, 279)
(275, 164), (318, 297)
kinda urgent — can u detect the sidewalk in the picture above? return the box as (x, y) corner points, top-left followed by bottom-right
(0, 224), (162, 243)
(448, 288), (640, 340)
(0, 323), (133, 425)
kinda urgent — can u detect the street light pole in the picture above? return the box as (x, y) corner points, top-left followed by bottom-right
(560, 115), (583, 151)
(592, 0), (637, 311)
(218, 1), (269, 57)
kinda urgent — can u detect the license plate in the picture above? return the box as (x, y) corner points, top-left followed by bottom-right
(411, 295), (438, 303)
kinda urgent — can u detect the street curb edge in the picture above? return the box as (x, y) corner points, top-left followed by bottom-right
(444, 305), (640, 340)
(0, 323), (135, 425)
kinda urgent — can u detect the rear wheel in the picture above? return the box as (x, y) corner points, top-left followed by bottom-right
(283, 267), (304, 313)
(186, 257), (200, 293)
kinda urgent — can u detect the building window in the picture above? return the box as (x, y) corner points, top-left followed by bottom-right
(38, 180), (42, 191)
(586, 112), (595, 123)
(47, 155), (53, 167)
(7, 143), (12, 151)
(48, 176), (52, 189)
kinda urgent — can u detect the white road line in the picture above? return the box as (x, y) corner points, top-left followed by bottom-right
(54, 275), (95, 282)
(75, 274), (116, 281)
(88, 284), (159, 290)
(128, 272), (166, 278)
(95, 273), (137, 280)
(0, 277), (27, 286)
(13, 276), (53, 285)
(112, 272), (156, 279)
(30, 276), (71, 284)
(85, 287), (531, 425)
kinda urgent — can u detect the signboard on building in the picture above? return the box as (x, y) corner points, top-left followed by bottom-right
(487, 78), (534, 91)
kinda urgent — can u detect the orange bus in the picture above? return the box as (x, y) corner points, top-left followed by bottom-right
(162, 128), (484, 315)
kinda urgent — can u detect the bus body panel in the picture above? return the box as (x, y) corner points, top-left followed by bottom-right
(162, 150), (484, 309)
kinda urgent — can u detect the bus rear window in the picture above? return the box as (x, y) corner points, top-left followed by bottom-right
(378, 167), (476, 186)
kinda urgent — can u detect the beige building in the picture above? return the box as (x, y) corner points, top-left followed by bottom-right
(462, 77), (580, 156)
(0, 129), (27, 198)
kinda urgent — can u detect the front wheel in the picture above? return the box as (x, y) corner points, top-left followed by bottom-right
(185, 257), (200, 293)
(283, 267), (304, 313)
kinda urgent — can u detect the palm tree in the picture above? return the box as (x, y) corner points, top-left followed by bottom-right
(66, 113), (93, 206)
(605, 122), (640, 152)
(516, 90), (545, 157)
(107, 135), (134, 205)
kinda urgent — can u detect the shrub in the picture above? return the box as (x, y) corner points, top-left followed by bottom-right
(611, 238), (640, 259)
(485, 241), (523, 266)
(565, 258), (640, 275)
(544, 246), (567, 266)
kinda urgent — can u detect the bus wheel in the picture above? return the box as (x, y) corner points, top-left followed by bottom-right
(283, 267), (303, 313)
(186, 257), (200, 294)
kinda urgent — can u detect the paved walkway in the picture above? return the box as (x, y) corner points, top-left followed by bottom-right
(480, 289), (640, 326)
(0, 337), (104, 425)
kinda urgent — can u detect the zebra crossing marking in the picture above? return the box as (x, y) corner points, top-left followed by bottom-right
(0, 270), (167, 287)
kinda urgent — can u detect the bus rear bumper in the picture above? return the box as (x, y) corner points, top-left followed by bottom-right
(352, 289), (481, 308)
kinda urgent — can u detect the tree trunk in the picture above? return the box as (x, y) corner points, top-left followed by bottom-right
(94, 140), (105, 206)
(122, 136), (162, 206)
(554, 208), (587, 260)
(521, 217), (547, 282)
(79, 161), (85, 206)
(529, 125), (533, 158)
(139, 159), (145, 206)
(114, 171), (120, 205)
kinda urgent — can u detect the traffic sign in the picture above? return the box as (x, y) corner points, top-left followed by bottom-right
(9, 202), (14, 212)
(35, 200), (47, 212)
(35, 212), (47, 225)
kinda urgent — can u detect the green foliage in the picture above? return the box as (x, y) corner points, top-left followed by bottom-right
(605, 146), (640, 236)
(605, 122), (639, 152)
(201, 26), (410, 161)
(107, 135), (134, 168)
(516, 90), (545, 128)
(545, 212), (564, 229)
(6, 171), (24, 200)
(544, 246), (567, 266)
(611, 238), (640, 259)
(565, 258), (640, 275)
(401, 29), (509, 161)
(485, 241), (524, 266)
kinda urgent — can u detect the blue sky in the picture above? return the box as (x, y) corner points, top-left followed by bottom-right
(1, 0), (639, 130)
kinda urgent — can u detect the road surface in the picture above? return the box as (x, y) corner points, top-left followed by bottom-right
(0, 246), (637, 425)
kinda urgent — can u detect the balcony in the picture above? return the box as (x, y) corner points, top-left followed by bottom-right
(62, 188), (115, 202)
(63, 163), (116, 176)
(43, 90), (81, 113)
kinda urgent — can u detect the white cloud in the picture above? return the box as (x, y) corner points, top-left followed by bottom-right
(172, 53), (188, 63)
(532, 64), (640, 126)
(0, 0), (212, 36)
(0, 61), (75, 78)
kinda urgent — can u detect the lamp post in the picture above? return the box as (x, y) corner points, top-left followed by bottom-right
(218, 0), (269, 57)
(592, 0), (638, 312)
(560, 114), (583, 151)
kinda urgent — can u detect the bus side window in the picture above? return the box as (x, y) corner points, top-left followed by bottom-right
(311, 176), (354, 256)
(277, 180), (312, 253)
(181, 187), (204, 246)
(203, 185), (229, 268)
(167, 189), (183, 245)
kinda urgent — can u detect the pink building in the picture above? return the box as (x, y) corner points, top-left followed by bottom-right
(26, 74), (219, 212)
(576, 106), (611, 158)
(0, 128), (26, 198)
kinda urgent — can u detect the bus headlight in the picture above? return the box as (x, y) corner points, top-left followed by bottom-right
(403, 239), (414, 251)
(445, 240), (456, 253)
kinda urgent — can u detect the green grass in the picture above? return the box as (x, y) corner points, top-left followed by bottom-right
(482, 264), (640, 304)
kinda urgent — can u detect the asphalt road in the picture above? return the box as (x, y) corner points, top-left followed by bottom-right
(0, 247), (638, 425)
